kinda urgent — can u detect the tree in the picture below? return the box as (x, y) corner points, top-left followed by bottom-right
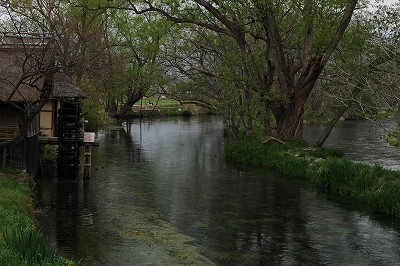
(162, 25), (268, 138)
(313, 2), (400, 146)
(120, 0), (361, 140)
(8, 0), (127, 126)
(110, 12), (173, 117)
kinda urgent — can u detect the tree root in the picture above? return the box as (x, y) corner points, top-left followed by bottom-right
(262, 136), (287, 146)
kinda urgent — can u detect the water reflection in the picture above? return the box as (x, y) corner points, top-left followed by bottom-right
(36, 116), (400, 265)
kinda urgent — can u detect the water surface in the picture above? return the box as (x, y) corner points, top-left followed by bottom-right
(36, 117), (400, 265)
(304, 119), (400, 170)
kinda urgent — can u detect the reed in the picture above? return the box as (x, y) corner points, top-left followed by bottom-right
(226, 137), (400, 217)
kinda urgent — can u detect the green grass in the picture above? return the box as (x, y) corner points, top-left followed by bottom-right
(226, 137), (400, 217)
(0, 170), (79, 265)
(134, 97), (180, 108)
(384, 128), (400, 147)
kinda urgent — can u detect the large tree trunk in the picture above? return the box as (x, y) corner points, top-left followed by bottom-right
(263, 1), (357, 140)
(106, 97), (118, 114)
(117, 90), (143, 117)
(276, 107), (304, 139)
(275, 101), (305, 140)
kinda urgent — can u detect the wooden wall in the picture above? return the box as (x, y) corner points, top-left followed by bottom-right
(0, 102), (41, 174)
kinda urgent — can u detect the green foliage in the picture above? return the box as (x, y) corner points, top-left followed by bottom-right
(274, 153), (309, 178)
(3, 226), (57, 265)
(309, 147), (344, 159)
(164, 109), (192, 117)
(82, 99), (106, 131)
(309, 159), (400, 216)
(0, 175), (80, 265)
(384, 127), (400, 147)
(80, 79), (107, 131)
(40, 145), (58, 169)
(0, 168), (22, 175)
(109, 11), (174, 115)
(226, 137), (400, 217)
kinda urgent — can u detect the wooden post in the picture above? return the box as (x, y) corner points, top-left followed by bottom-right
(83, 132), (95, 179)
(83, 145), (91, 179)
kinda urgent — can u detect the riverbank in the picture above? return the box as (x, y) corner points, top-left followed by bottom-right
(384, 127), (400, 147)
(0, 169), (79, 265)
(226, 137), (400, 217)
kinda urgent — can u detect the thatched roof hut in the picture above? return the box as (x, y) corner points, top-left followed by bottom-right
(0, 32), (50, 102)
(53, 73), (85, 99)
(0, 32), (84, 102)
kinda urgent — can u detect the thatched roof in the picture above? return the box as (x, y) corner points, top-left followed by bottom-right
(0, 55), (45, 102)
(0, 33), (84, 102)
(0, 33), (50, 102)
(0, 32), (50, 50)
(53, 73), (85, 99)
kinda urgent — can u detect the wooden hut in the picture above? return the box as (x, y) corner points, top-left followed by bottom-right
(40, 73), (86, 179)
(0, 32), (51, 173)
(0, 103), (41, 173)
(0, 33), (84, 175)
(40, 73), (85, 138)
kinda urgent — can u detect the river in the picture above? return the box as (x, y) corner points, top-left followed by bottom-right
(36, 116), (400, 265)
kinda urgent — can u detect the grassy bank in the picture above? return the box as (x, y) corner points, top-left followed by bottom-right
(226, 137), (400, 217)
(384, 127), (400, 147)
(0, 169), (78, 266)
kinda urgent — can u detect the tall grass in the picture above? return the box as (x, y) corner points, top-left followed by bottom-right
(226, 137), (400, 217)
(3, 226), (57, 265)
(0, 170), (80, 265)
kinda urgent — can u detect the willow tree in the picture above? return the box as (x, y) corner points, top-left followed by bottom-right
(160, 24), (271, 138)
(313, 2), (400, 146)
(117, 0), (362, 140)
(109, 12), (173, 117)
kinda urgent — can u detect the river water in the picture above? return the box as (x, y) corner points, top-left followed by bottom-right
(36, 116), (400, 265)
(304, 119), (400, 170)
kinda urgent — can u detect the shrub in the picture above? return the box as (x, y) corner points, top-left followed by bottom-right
(40, 144), (58, 169)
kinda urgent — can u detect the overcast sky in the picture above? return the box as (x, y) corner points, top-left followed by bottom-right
(369, 0), (398, 10)
(382, 0), (398, 5)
